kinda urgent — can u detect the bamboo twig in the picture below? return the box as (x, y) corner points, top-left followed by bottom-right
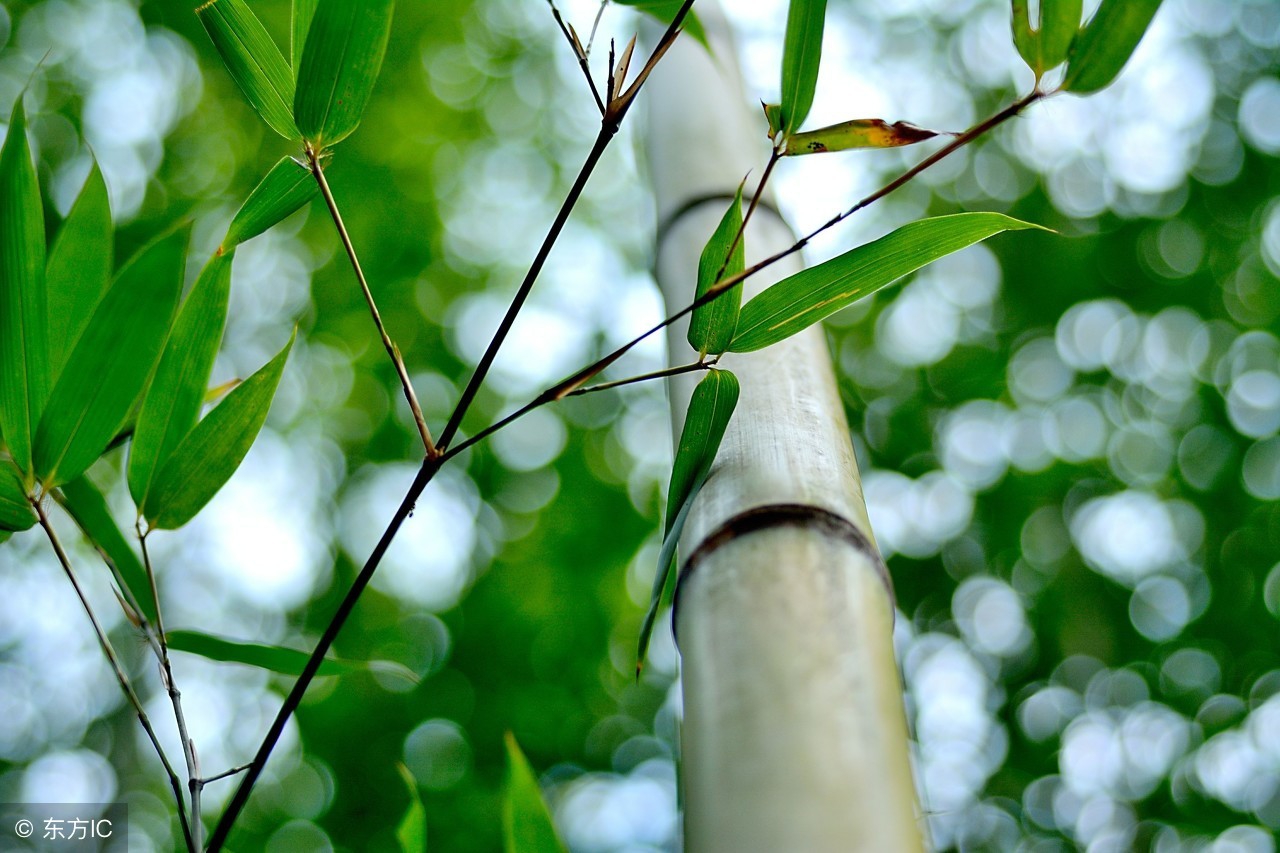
(206, 457), (443, 852)
(307, 147), (438, 458)
(32, 498), (195, 852)
(139, 525), (203, 850)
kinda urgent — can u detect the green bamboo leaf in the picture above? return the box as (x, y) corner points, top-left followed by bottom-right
(396, 763), (428, 853)
(729, 213), (1045, 353)
(143, 332), (294, 530)
(166, 629), (419, 683)
(502, 733), (567, 853)
(294, 0), (396, 148)
(0, 97), (51, 479)
(779, 0), (827, 134)
(0, 462), (35, 531)
(0, 531), (11, 545)
(1061, 0), (1163, 95)
(1011, 0), (1084, 80)
(128, 253), (233, 508)
(57, 475), (158, 625)
(1039, 0), (1084, 71)
(33, 225), (189, 487)
(1010, 0), (1038, 73)
(46, 161), (112, 376)
(197, 0), (301, 140)
(222, 157), (318, 251)
(784, 118), (940, 156)
(638, 369), (739, 670)
(292, 0), (319, 75)
(612, 0), (708, 50)
(688, 186), (744, 355)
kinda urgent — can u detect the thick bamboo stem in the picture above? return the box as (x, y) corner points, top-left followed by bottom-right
(644, 5), (925, 850)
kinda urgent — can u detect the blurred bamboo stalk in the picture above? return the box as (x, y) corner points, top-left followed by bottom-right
(643, 4), (926, 850)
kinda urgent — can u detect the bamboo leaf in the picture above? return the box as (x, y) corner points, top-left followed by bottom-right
(612, 0), (708, 50)
(1039, 0), (1084, 72)
(688, 186), (744, 355)
(0, 97), (50, 479)
(142, 332), (294, 530)
(0, 462), (35, 531)
(33, 225), (189, 487)
(396, 763), (428, 853)
(1010, 0), (1038, 73)
(222, 157), (318, 251)
(46, 161), (112, 376)
(294, 0), (396, 148)
(502, 733), (567, 853)
(57, 475), (158, 625)
(166, 629), (418, 683)
(197, 0), (301, 140)
(292, 0), (319, 75)
(729, 213), (1045, 353)
(1011, 0), (1084, 80)
(638, 369), (739, 670)
(128, 253), (233, 508)
(784, 118), (941, 156)
(779, 0), (827, 133)
(1061, 0), (1163, 95)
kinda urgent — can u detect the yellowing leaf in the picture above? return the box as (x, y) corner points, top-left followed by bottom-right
(784, 118), (941, 156)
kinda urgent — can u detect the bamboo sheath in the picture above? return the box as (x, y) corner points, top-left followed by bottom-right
(644, 5), (926, 850)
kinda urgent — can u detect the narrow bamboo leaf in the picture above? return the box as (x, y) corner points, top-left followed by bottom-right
(396, 763), (428, 853)
(1062, 0), (1163, 94)
(0, 98), (50, 479)
(197, 0), (301, 140)
(612, 0), (708, 50)
(57, 475), (159, 625)
(292, 0), (319, 74)
(33, 225), (188, 487)
(638, 369), (739, 669)
(0, 531), (10, 545)
(46, 161), (112, 375)
(294, 0), (396, 148)
(688, 186), (744, 355)
(222, 157), (318, 251)
(778, 0), (827, 133)
(0, 463), (35, 531)
(128, 253), (233, 508)
(1010, 0), (1039, 73)
(502, 733), (567, 853)
(166, 629), (417, 683)
(1011, 0), (1084, 79)
(1039, 0), (1084, 71)
(785, 118), (940, 155)
(143, 332), (294, 530)
(730, 213), (1045, 353)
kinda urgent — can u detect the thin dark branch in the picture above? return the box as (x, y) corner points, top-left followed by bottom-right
(206, 458), (442, 852)
(34, 499), (195, 852)
(436, 126), (614, 452)
(545, 0), (605, 114)
(139, 526), (202, 850)
(438, 0), (698, 453)
(308, 147), (438, 458)
(442, 360), (713, 463)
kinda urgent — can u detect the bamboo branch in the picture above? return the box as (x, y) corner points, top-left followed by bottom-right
(206, 457), (443, 852)
(307, 146), (438, 458)
(437, 0), (698, 453)
(32, 498), (195, 852)
(139, 525), (203, 850)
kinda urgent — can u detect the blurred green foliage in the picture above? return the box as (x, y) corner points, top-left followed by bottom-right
(1, 0), (1278, 851)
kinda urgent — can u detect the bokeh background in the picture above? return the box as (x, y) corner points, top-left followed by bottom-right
(1, 0), (1278, 850)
